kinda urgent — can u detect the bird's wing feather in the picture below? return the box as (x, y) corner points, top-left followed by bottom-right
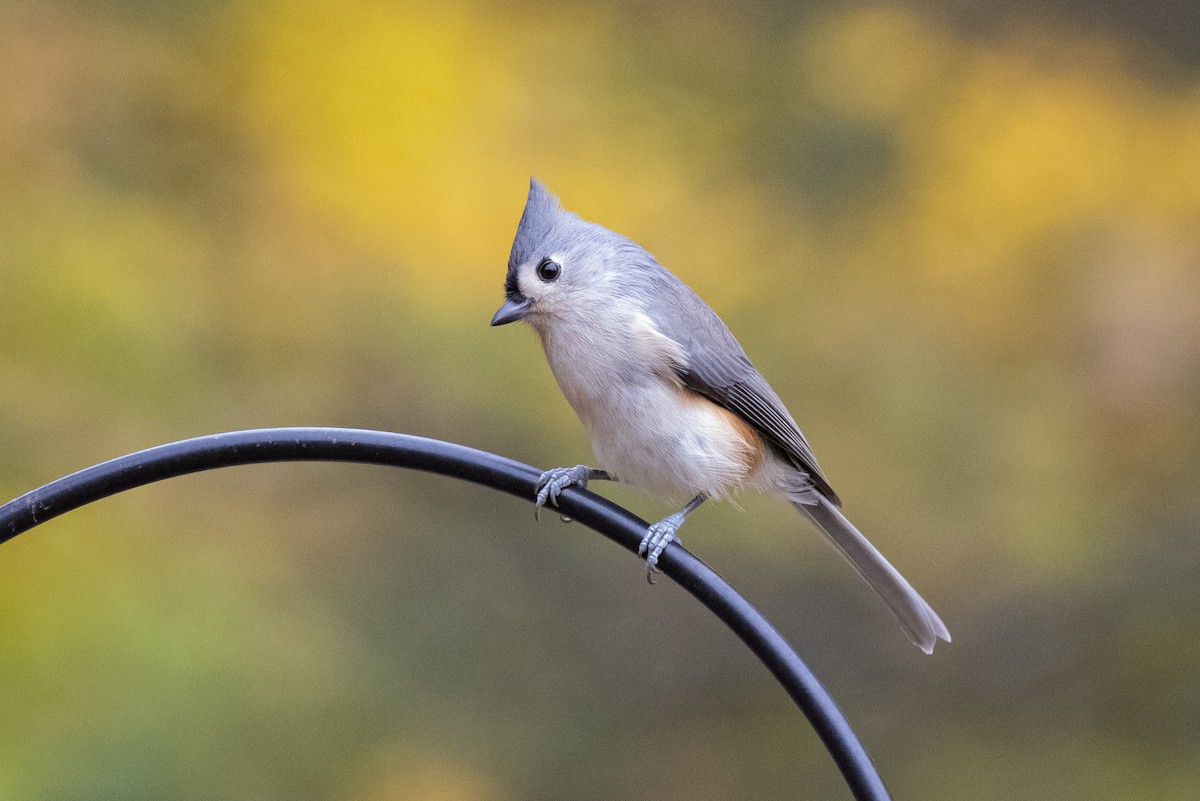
(647, 279), (841, 506)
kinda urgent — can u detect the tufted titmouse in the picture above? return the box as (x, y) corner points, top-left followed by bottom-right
(491, 179), (950, 653)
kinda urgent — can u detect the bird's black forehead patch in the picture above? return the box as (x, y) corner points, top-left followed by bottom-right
(504, 269), (521, 300)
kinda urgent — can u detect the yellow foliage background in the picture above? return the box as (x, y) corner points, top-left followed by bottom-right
(1, 1), (1198, 799)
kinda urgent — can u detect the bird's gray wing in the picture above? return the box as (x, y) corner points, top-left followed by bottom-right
(648, 283), (841, 506)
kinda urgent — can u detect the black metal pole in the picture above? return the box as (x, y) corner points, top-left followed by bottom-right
(0, 427), (891, 801)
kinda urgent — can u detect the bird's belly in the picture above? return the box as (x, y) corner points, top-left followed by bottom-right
(580, 381), (766, 502)
(538, 317), (772, 502)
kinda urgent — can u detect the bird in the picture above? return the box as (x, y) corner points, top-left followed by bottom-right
(490, 178), (950, 654)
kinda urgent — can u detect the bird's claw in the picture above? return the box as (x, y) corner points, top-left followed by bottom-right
(534, 465), (592, 521)
(638, 513), (684, 584)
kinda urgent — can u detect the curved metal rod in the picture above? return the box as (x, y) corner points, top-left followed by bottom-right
(0, 427), (891, 800)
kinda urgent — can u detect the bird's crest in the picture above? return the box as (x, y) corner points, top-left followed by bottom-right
(508, 178), (562, 272)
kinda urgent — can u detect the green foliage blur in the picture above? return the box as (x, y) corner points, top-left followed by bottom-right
(2, 1), (1198, 798)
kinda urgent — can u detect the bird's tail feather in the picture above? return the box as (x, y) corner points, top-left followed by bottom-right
(791, 496), (950, 654)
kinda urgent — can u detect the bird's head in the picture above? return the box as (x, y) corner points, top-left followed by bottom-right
(491, 179), (647, 330)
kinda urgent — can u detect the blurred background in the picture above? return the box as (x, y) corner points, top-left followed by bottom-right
(1, 0), (1198, 798)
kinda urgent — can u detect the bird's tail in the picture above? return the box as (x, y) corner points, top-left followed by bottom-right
(791, 495), (950, 654)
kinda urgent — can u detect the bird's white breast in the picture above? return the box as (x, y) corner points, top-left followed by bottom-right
(536, 306), (767, 502)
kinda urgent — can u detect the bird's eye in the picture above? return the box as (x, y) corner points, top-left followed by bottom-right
(536, 258), (561, 282)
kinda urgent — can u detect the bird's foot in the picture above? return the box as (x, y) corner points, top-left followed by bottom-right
(638, 512), (685, 584)
(534, 465), (595, 520)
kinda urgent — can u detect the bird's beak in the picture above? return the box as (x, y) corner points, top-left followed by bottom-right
(490, 296), (532, 326)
